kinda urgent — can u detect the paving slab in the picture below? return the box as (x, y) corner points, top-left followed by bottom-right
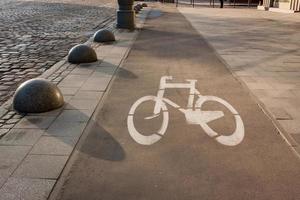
(0, 177), (55, 200)
(55, 110), (92, 123)
(73, 91), (103, 100)
(30, 136), (77, 156)
(12, 155), (68, 179)
(0, 129), (44, 146)
(45, 121), (87, 138)
(65, 99), (99, 110)
(14, 116), (56, 129)
(59, 87), (79, 96)
(0, 146), (31, 178)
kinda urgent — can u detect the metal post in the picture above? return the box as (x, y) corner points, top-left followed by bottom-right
(117, 0), (135, 29)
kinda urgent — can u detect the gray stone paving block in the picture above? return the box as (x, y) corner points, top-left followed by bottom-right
(80, 77), (111, 91)
(59, 87), (79, 96)
(278, 119), (300, 135)
(292, 90), (300, 98)
(55, 110), (92, 123)
(58, 80), (85, 88)
(14, 116), (56, 129)
(271, 83), (296, 90)
(0, 129), (43, 146)
(27, 108), (63, 117)
(1, 124), (15, 129)
(268, 107), (292, 120)
(63, 74), (90, 82)
(245, 82), (273, 90)
(259, 97), (285, 108)
(0, 177), (55, 200)
(73, 91), (103, 100)
(0, 146), (31, 178)
(30, 136), (77, 156)
(45, 121), (87, 138)
(291, 134), (300, 145)
(0, 177), (6, 188)
(58, 75), (89, 88)
(251, 89), (267, 98)
(98, 60), (118, 68)
(12, 155), (68, 179)
(104, 56), (123, 66)
(109, 47), (128, 58)
(0, 128), (10, 137)
(0, 107), (7, 118)
(65, 99), (99, 110)
(6, 118), (21, 124)
(264, 89), (294, 98)
(62, 95), (72, 103)
(93, 66), (118, 77)
(70, 67), (95, 75)
(240, 76), (256, 84)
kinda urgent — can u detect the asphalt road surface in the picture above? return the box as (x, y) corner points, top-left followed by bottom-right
(53, 5), (300, 200)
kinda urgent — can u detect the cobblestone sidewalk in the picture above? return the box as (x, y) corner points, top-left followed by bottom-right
(0, 0), (115, 105)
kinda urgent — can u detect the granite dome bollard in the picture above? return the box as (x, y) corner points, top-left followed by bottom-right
(93, 29), (115, 43)
(134, 5), (141, 11)
(137, 4), (143, 10)
(13, 78), (64, 113)
(134, 6), (139, 14)
(68, 44), (97, 64)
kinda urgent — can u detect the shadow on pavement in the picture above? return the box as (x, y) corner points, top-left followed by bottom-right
(79, 118), (125, 161)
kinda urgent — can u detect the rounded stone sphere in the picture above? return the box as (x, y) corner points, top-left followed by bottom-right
(134, 6), (139, 13)
(93, 29), (116, 43)
(13, 78), (64, 113)
(137, 4), (143, 9)
(68, 44), (97, 64)
(134, 5), (140, 11)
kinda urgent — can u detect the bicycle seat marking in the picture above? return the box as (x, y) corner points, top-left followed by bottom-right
(127, 76), (245, 146)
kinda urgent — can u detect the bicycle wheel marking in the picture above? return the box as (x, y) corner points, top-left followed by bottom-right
(127, 96), (169, 145)
(127, 76), (245, 146)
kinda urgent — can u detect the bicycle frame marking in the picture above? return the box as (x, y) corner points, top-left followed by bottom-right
(127, 76), (245, 146)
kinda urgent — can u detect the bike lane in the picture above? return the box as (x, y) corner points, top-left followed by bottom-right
(55, 4), (300, 200)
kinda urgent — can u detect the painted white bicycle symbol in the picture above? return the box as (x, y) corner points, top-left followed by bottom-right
(127, 76), (245, 146)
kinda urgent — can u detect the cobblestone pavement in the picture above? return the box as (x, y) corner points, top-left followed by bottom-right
(0, 0), (115, 105)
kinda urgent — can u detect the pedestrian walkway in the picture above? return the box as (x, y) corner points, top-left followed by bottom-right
(50, 3), (300, 200)
(178, 6), (300, 154)
(0, 7), (150, 200)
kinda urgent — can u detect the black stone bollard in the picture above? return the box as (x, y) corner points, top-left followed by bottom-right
(117, 0), (135, 29)
(13, 78), (64, 113)
(93, 29), (115, 43)
(67, 44), (97, 64)
(134, 6), (139, 14)
(137, 4), (143, 10)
